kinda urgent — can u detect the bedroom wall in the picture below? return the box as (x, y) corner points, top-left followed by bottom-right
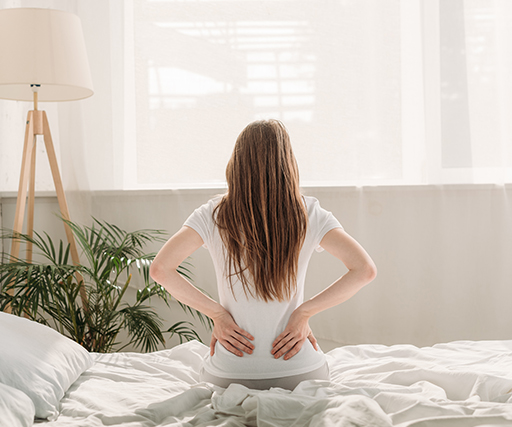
(2, 184), (512, 352)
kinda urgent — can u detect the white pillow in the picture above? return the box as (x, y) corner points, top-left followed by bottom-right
(0, 382), (35, 427)
(0, 312), (94, 420)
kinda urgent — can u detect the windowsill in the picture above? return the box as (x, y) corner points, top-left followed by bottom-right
(1, 183), (512, 200)
(0, 191), (58, 200)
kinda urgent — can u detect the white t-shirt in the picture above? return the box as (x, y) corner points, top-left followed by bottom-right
(184, 195), (342, 379)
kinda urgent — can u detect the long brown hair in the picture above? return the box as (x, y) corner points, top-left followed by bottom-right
(214, 119), (308, 302)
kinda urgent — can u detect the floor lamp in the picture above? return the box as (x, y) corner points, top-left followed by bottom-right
(0, 8), (94, 313)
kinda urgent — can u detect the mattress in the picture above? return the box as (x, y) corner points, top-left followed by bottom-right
(38, 339), (512, 427)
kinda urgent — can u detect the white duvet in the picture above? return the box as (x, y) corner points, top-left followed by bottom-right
(41, 340), (512, 427)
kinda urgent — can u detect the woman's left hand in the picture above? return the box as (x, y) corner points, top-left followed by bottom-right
(210, 310), (255, 357)
(271, 308), (318, 360)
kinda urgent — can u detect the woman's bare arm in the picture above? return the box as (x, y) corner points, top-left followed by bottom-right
(150, 226), (254, 357)
(271, 227), (377, 360)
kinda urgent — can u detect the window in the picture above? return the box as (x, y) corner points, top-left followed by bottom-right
(130, 0), (403, 188)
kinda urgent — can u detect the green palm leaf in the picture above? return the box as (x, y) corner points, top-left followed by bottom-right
(1, 217), (211, 353)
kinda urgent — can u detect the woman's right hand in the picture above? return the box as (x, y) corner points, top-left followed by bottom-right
(271, 307), (318, 360)
(210, 310), (255, 357)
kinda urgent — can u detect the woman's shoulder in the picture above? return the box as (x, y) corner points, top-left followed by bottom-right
(302, 195), (322, 213)
(186, 195), (224, 224)
(196, 194), (225, 213)
(184, 195), (226, 245)
(302, 195), (340, 226)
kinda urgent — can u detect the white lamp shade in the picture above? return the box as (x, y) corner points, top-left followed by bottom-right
(0, 8), (94, 102)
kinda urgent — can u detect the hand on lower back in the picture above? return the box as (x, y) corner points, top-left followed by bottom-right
(271, 308), (318, 360)
(210, 310), (255, 357)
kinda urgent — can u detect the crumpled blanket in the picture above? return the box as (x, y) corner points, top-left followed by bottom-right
(135, 381), (392, 426)
(41, 339), (512, 427)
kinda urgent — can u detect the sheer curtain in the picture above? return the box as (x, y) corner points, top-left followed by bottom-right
(128, 0), (512, 189)
(131, 0), (402, 188)
(422, 0), (512, 184)
(1, 0), (511, 192)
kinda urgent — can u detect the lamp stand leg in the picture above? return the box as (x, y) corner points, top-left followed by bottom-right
(4, 110), (89, 315)
(41, 111), (88, 310)
(5, 111), (35, 314)
(26, 123), (37, 263)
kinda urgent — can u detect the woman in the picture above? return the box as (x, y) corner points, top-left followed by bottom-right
(150, 119), (377, 390)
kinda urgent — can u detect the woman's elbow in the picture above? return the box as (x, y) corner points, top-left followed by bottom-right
(362, 260), (377, 285)
(149, 260), (164, 284)
(150, 258), (180, 284)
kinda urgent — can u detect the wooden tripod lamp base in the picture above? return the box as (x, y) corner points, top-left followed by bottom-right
(10, 108), (80, 262)
(6, 93), (88, 313)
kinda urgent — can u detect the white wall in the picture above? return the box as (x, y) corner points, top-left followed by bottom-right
(2, 184), (512, 352)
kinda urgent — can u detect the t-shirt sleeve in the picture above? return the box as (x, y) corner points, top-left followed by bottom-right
(183, 199), (216, 249)
(309, 197), (343, 252)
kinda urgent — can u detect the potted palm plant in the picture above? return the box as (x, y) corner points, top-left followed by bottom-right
(0, 217), (212, 353)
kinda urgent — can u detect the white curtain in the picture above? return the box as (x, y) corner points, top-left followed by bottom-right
(129, 0), (512, 189)
(1, 0), (511, 193)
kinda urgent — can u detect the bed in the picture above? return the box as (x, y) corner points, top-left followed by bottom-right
(2, 312), (512, 427)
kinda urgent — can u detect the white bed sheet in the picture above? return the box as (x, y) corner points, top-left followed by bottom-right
(38, 340), (512, 427)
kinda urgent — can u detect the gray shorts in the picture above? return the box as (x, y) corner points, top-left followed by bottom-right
(199, 361), (330, 391)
